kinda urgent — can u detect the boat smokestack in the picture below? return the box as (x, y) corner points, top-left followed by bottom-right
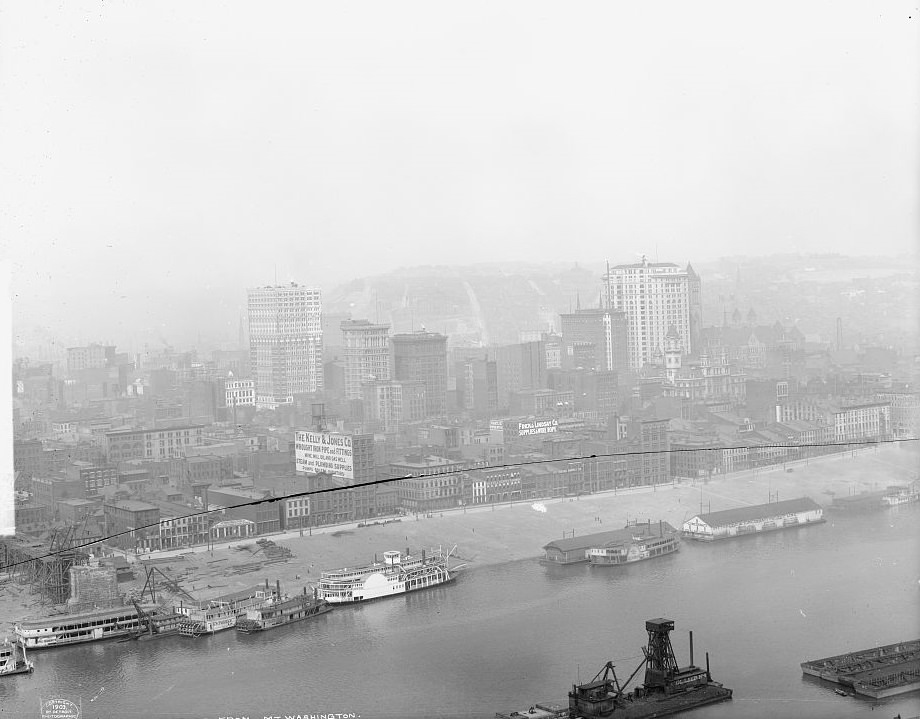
(689, 631), (694, 666)
(706, 652), (711, 681)
(422, 549), (426, 563)
(659, 520), (663, 537)
(265, 578), (269, 590)
(406, 547), (410, 558)
(276, 579), (281, 598)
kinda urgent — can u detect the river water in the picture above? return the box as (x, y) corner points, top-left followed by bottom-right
(1, 504), (918, 719)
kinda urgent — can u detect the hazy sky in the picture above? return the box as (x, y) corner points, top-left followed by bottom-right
(2, 2), (918, 346)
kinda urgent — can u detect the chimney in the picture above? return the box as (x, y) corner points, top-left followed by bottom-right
(689, 631), (694, 666)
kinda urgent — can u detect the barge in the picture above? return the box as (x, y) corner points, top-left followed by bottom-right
(0, 639), (34, 676)
(497, 618), (732, 719)
(318, 546), (458, 604)
(801, 639), (920, 699)
(236, 582), (332, 633)
(588, 521), (679, 567)
(124, 599), (185, 641)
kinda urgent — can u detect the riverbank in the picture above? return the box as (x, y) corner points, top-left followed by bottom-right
(1, 442), (916, 630)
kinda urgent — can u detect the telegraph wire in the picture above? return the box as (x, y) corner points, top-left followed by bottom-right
(2, 436), (916, 569)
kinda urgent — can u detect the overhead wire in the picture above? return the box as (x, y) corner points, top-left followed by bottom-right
(1, 436), (916, 569)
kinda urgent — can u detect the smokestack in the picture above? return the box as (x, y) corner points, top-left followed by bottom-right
(276, 579), (281, 598)
(706, 652), (710, 681)
(659, 520), (663, 538)
(265, 578), (269, 590)
(422, 549), (426, 563)
(406, 547), (410, 557)
(689, 631), (694, 667)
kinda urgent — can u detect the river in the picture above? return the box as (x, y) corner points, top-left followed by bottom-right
(1, 504), (918, 719)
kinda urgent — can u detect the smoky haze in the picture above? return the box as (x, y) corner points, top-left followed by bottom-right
(2, 1), (918, 350)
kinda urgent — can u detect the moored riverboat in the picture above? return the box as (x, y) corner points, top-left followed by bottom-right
(236, 584), (331, 633)
(0, 639), (34, 676)
(318, 546), (458, 604)
(588, 520), (680, 566)
(14, 605), (157, 649)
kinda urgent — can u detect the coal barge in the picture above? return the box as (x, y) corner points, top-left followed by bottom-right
(497, 618), (732, 719)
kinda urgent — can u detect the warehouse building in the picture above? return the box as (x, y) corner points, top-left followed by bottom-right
(682, 497), (824, 541)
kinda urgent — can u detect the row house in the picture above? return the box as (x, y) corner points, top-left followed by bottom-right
(521, 459), (586, 499)
(390, 456), (465, 513)
(103, 500), (161, 551)
(581, 439), (629, 492)
(464, 467), (522, 505)
(776, 400), (892, 444)
(155, 501), (210, 550)
(876, 391), (920, 440)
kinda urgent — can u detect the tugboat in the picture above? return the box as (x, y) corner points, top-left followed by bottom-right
(0, 639), (34, 676)
(497, 618), (732, 719)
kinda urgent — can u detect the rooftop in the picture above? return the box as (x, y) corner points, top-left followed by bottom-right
(105, 499), (160, 512)
(694, 497), (821, 527)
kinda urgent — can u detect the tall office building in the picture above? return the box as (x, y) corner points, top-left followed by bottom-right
(559, 308), (628, 374)
(247, 283), (323, 409)
(489, 341), (547, 409)
(392, 331), (448, 418)
(341, 320), (391, 401)
(602, 257), (701, 369)
(66, 344), (116, 374)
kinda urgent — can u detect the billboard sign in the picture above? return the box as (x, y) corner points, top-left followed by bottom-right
(294, 430), (354, 479)
(517, 418), (558, 437)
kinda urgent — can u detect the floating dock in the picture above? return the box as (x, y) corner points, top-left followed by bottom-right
(682, 497), (825, 542)
(801, 640), (920, 699)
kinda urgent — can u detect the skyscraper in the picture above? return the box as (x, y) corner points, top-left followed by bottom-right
(392, 331), (448, 418)
(602, 257), (702, 369)
(247, 283), (323, 409)
(341, 320), (391, 401)
(559, 308), (628, 374)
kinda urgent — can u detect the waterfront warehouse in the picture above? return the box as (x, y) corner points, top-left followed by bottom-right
(542, 524), (671, 565)
(681, 497), (824, 541)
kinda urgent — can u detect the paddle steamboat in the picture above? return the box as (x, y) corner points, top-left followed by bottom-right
(236, 582), (332, 633)
(174, 584), (278, 636)
(14, 604), (156, 649)
(588, 520), (680, 567)
(318, 546), (458, 604)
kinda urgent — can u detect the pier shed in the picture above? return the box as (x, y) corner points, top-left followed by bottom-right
(682, 497), (824, 541)
(543, 529), (641, 564)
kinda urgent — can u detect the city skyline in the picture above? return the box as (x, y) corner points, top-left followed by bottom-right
(3, 1), (918, 349)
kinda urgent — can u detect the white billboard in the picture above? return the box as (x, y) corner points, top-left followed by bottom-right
(294, 430), (354, 479)
(517, 418), (558, 437)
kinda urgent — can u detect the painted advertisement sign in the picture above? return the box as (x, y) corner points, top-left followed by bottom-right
(517, 418), (558, 436)
(294, 430), (354, 479)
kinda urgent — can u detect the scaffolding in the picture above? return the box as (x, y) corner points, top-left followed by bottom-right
(0, 529), (90, 607)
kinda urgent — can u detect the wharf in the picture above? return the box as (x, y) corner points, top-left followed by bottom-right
(801, 640), (920, 699)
